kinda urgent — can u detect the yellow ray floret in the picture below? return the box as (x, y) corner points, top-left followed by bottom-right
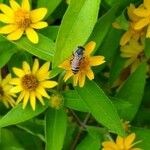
(102, 133), (142, 150)
(10, 59), (58, 110)
(0, 73), (16, 108)
(59, 41), (105, 87)
(0, 0), (48, 43)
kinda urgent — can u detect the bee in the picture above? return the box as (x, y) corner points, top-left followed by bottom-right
(70, 46), (85, 74)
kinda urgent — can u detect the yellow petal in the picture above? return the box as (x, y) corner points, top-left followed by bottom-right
(32, 59), (39, 74)
(13, 67), (25, 77)
(23, 61), (31, 74)
(131, 148), (142, 150)
(40, 81), (57, 88)
(7, 28), (24, 41)
(144, 0), (150, 9)
(10, 0), (20, 11)
(134, 18), (150, 30)
(0, 14), (14, 23)
(134, 8), (150, 17)
(102, 141), (118, 149)
(64, 70), (73, 81)
(11, 85), (22, 93)
(89, 56), (105, 66)
(30, 91), (36, 110)
(31, 21), (48, 29)
(16, 91), (25, 104)
(22, 91), (29, 109)
(25, 28), (39, 44)
(36, 86), (49, 98)
(120, 30), (132, 46)
(2, 74), (11, 85)
(0, 24), (17, 34)
(30, 8), (47, 23)
(10, 78), (20, 85)
(124, 133), (136, 148)
(22, 0), (30, 11)
(146, 24), (150, 37)
(36, 62), (50, 81)
(73, 73), (79, 86)
(36, 92), (45, 105)
(84, 41), (96, 55)
(59, 59), (71, 70)
(0, 3), (14, 17)
(116, 136), (124, 147)
(79, 73), (85, 87)
(86, 69), (94, 80)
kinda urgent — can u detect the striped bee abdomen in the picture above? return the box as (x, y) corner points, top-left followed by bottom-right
(71, 46), (85, 74)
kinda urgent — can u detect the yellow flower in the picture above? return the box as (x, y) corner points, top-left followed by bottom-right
(0, 73), (16, 108)
(102, 133), (142, 150)
(120, 39), (144, 73)
(59, 41), (105, 87)
(120, 4), (144, 46)
(133, 0), (150, 37)
(10, 59), (58, 110)
(0, 0), (48, 43)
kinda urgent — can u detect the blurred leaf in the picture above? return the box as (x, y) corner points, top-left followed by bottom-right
(109, 50), (126, 85)
(53, 0), (101, 67)
(0, 41), (17, 68)
(76, 80), (125, 136)
(89, 4), (119, 52)
(37, 0), (62, 18)
(17, 120), (45, 142)
(8, 51), (32, 71)
(0, 103), (48, 128)
(45, 108), (67, 150)
(144, 38), (150, 58)
(40, 26), (59, 41)
(0, 128), (23, 150)
(132, 127), (150, 149)
(116, 63), (146, 121)
(0, 34), (55, 61)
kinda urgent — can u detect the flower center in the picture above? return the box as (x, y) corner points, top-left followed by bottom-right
(21, 74), (39, 91)
(79, 56), (90, 72)
(0, 86), (4, 97)
(15, 9), (31, 29)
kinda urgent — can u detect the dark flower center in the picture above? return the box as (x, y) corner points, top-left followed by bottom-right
(21, 74), (39, 91)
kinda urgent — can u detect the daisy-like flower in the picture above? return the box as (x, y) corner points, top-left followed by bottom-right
(10, 59), (58, 110)
(134, 0), (150, 37)
(102, 133), (142, 150)
(0, 73), (16, 108)
(119, 4), (145, 46)
(0, 0), (48, 43)
(59, 41), (105, 87)
(120, 38), (144, 73)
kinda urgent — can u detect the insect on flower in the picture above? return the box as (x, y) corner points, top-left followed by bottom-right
(71, 46), (85, 74)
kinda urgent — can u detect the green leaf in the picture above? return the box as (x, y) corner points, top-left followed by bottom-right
(116, 63), (146, 121)
(45, 108), (67, 150)
(0, 41), (17, 68)
(132, 127), (150, 150)
(53, 0), (101, 67)
(89, 4), (119, 52)
(76, 134), (100, 150)
(37, 0), (62, 18)
(63, 90), (89, 112)
(75, 80), (125, 136)
(0, 103), (48, 128)
(0, 34), (55, 61)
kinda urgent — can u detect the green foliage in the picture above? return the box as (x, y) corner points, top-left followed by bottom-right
(0, 0), (149, 149)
